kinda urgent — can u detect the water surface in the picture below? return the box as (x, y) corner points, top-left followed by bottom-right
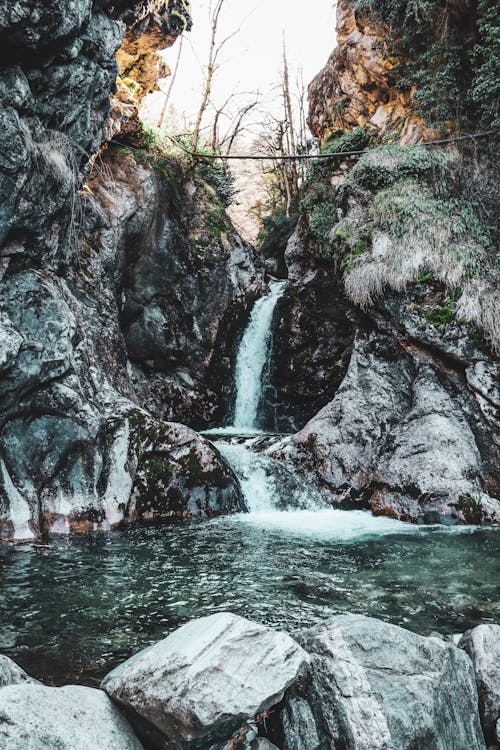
(1, 512), (498, 685)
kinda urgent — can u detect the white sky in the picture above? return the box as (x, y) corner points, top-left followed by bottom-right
(155, 0), (337, 136)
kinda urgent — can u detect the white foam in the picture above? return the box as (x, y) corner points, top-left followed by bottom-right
(235, 508), (422, 540)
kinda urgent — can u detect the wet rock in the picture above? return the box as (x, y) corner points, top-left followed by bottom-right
(263, 265), (355, 433)
(276, 327), (500, 524)
(275, 333), (413, 500)
(0, 655), (34, 688)
(0, 0), (260, 541)
(101, 612), (310, 749)
(127, 415), (245, 520)
(459, 624), (500, 745)
(250, 741), (279, 750)
(0, 2), (128, 266)
(0, 682), (144, 749)
(273, 614), (486, 750)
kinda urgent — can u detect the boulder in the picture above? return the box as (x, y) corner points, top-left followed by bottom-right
(101, 612), (310, 749)
(0, 655), (34, 687)
(272, 614), (485, 750)
(0, 682), (143, 749)
(459, 624), (500, 744)
(276, 331), (500, 524)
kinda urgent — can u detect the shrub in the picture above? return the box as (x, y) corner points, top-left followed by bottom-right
(196, 158), (236, 207)
(309, 201), (337, 246)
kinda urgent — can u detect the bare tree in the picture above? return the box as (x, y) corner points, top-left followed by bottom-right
(191, 0), (243, 157)
(281, 33), (299, 215)
(157, 34), (184, 129)
(220, 98), (260, 155)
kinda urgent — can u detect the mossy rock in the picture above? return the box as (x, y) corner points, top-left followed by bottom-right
(126, 411), (245, 522)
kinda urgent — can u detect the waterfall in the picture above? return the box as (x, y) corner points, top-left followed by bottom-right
(233, 280), (286, 430)
(217, 442), (325, 513)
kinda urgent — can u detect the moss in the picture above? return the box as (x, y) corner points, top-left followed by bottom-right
(422, 300), (456, 327)
(309, 127), (371, 185)
(417, 269), (437, 283)
(341, 237), (372, 272)
(207, 203), (226, 239)
(183, 449), (205, 487)
(334, 228), (348, 240)
(469, 326), (493, 354)
(345, 145), (451, 195)
(154, 162), (172, 183)
(308, 201), (337, 247)
(321, 126), (370, 156)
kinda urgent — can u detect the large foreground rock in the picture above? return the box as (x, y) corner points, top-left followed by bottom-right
(271, 614), (486, 750)
(101, 612), (310, 749)
(0, 683), (143, 749)
(459, 624), (500, 745)
(0, 655), (34, 688)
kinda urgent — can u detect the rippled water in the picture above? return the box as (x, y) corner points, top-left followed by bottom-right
(0, 511), (498, 686)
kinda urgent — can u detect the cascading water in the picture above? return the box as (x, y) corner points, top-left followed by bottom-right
(216, 441), (325, 513)
(210, 279), (420, 536)
(233, 280), (286, 430)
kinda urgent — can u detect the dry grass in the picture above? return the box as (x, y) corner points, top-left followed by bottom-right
(330, 147), (499, 352)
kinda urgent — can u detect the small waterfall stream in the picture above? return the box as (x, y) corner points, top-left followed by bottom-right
(216, 442), (325, 513)
(210, 278), (327, 517)
(233, 280), (286, 430)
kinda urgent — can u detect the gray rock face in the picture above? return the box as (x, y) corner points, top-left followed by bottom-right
(82, 150), (263, 428)
(0, 264), (244, 538)
(459, 624), (500, 744)
(0, 2), (125, 267)
(271, 227), (500, 523)
(272, 615), (486, 750)
(101, 612), (310, 749)
(0, 655), (34, 688)
(0, 682), (144, 749)
(279, 324), (500, 524)
(0, 1), (260, 540)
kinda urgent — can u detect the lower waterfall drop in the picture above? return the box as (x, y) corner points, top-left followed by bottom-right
(216, 441), (325, 513)
(233, 279), (286, 431)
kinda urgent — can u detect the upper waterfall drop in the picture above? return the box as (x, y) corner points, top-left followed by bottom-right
(233, 280), (286, 430)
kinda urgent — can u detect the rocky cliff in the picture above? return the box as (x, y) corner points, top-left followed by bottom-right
(308, 0), (496, 143)
(265, 2), (500, 524)
(0, 1), (263, 540)
(307, 0), (433, 144)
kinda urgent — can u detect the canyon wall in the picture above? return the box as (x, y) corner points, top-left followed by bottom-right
(0, 1), (262, 540)
(266, 0), (500, 524)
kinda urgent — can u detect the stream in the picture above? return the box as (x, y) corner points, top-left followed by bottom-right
(0, 279), (498, 687)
